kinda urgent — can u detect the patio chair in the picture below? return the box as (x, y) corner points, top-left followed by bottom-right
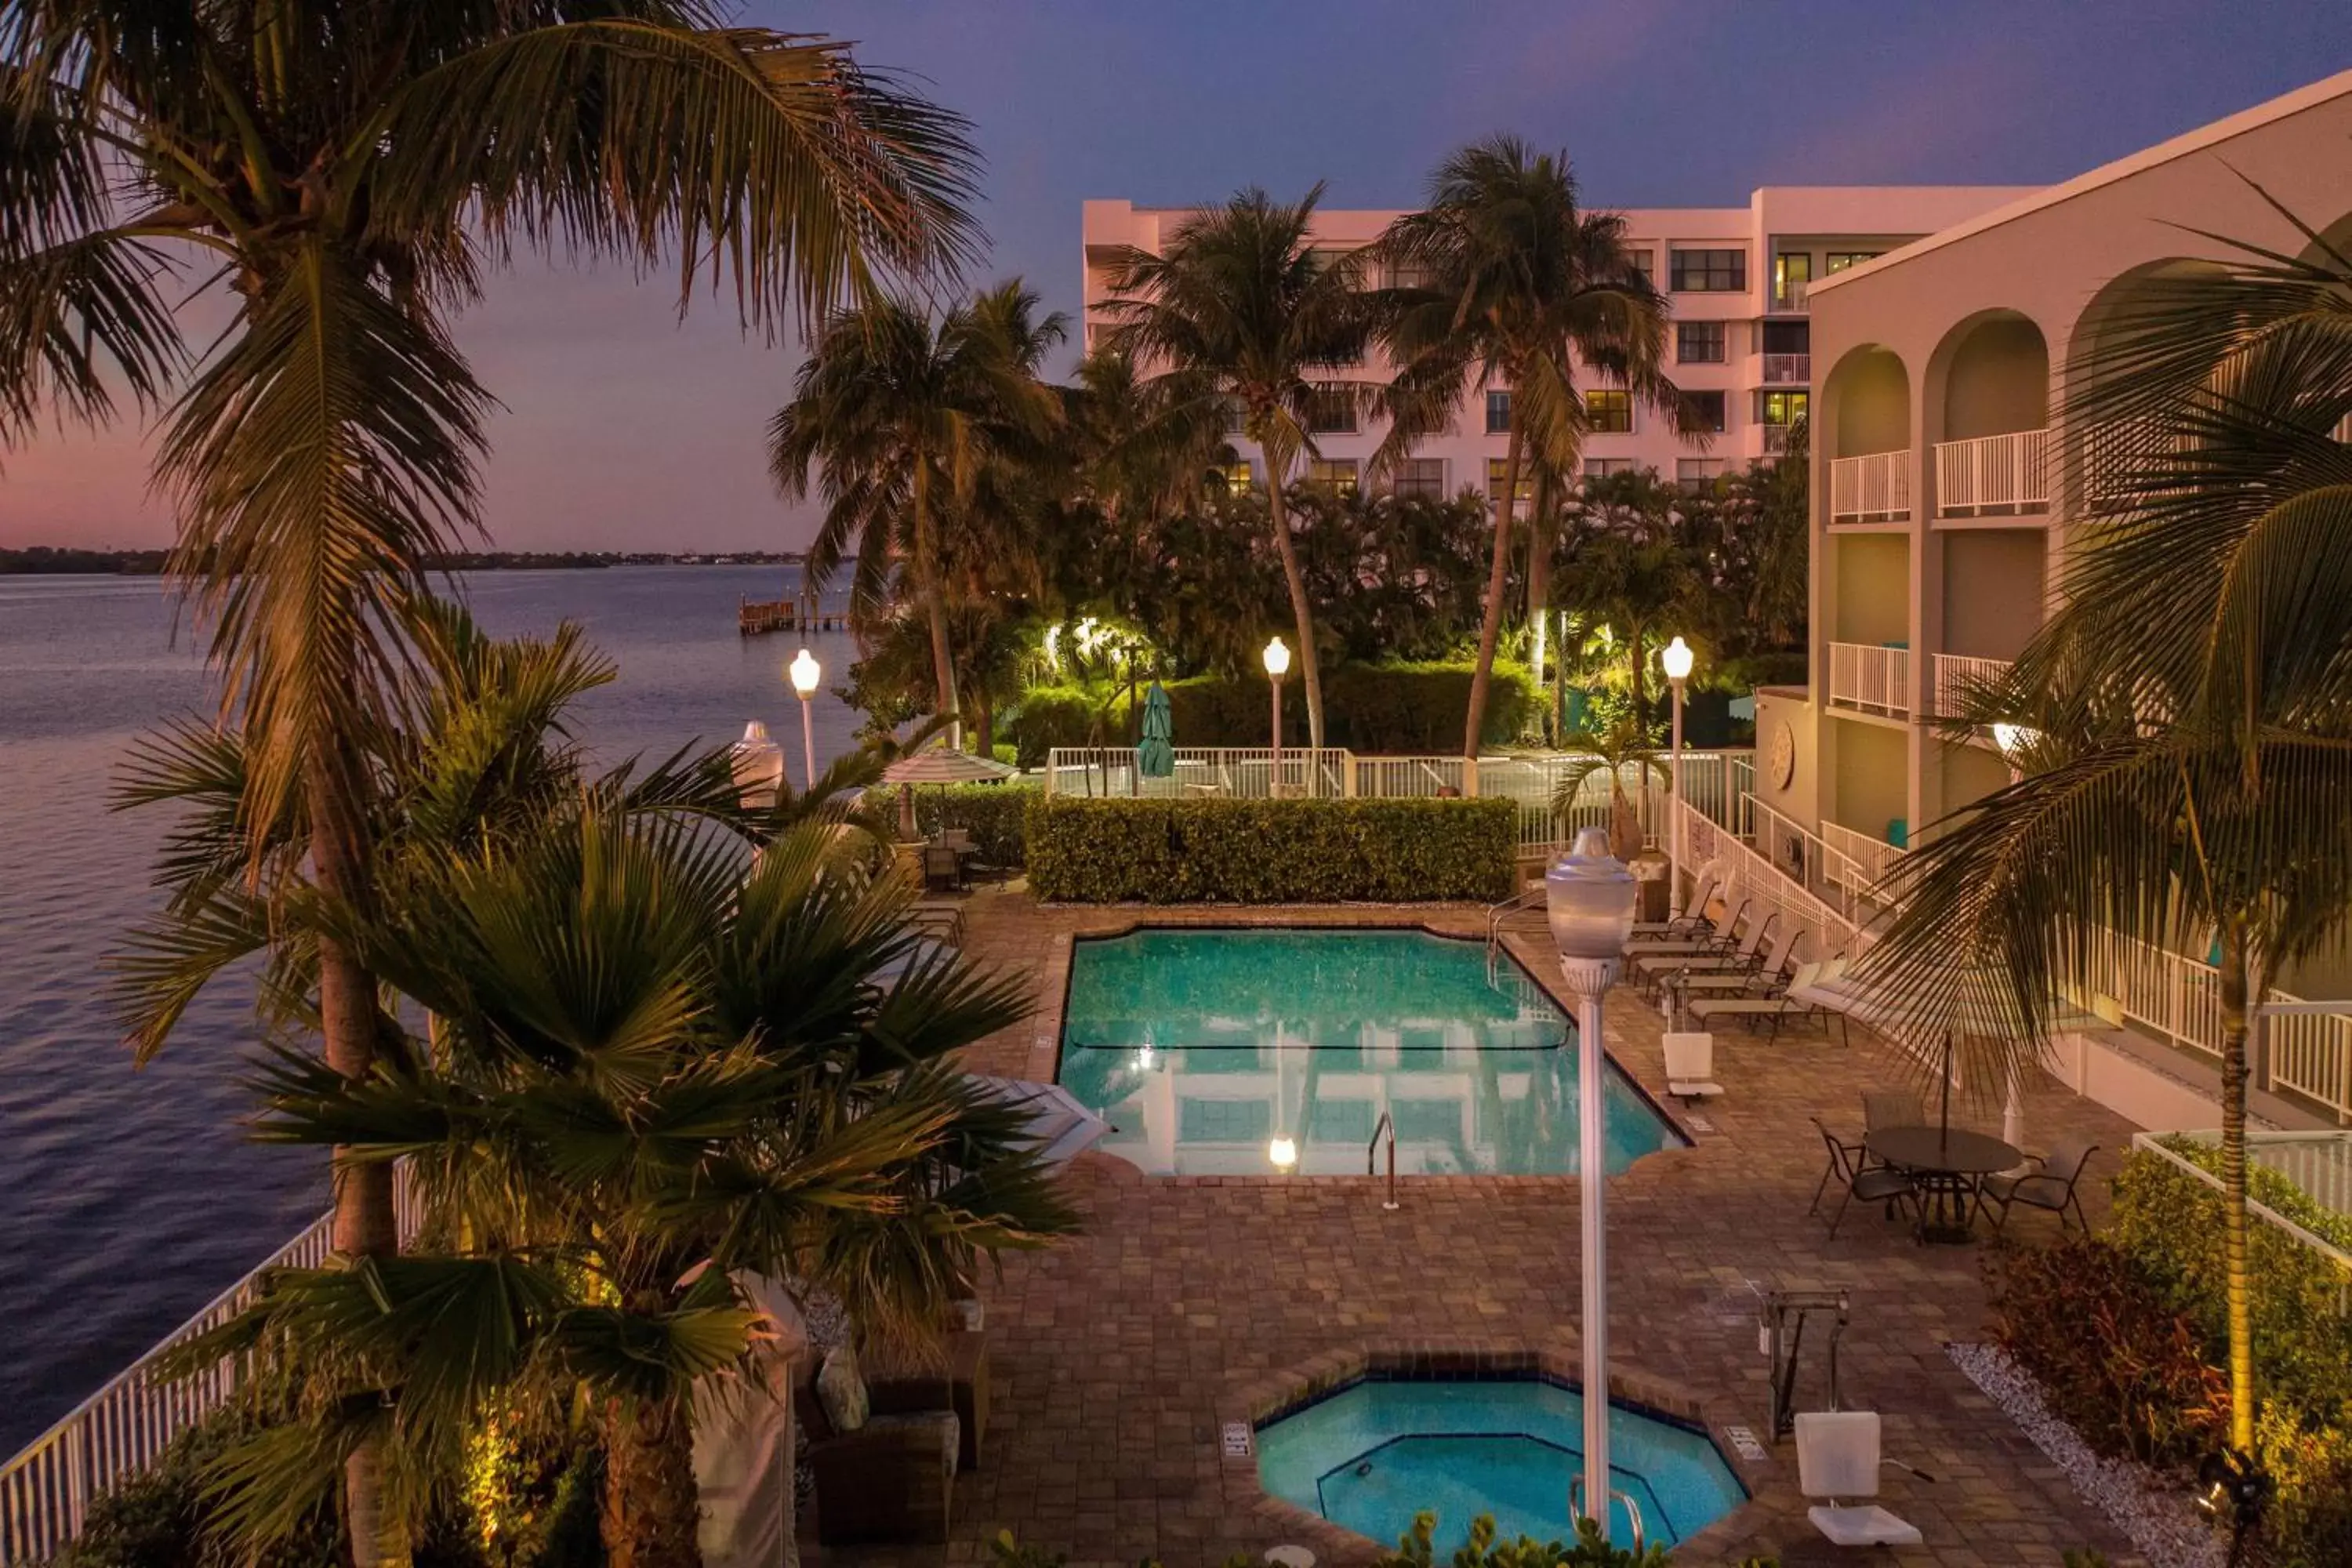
(1976, 1136), (2100, 1235)
(920, 844), (964, 892)
(1795, 1411), (1923, 1548)
(800, 1348), (961, 1545)
(1661, 1032), (1722, 1103)
(1861, 1090), (1924, 1133)
(906, 902), (967, 948)
(1812, 1116), (1915, 1239)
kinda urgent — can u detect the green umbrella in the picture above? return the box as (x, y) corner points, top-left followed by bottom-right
(1137, 681), (1174, 778)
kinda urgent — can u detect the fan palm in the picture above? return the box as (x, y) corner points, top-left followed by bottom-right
(1563, 470), (1709, 738)
(1546, 718), (1668, 860)
(770, 281), (1067, 750)
(1866, 194), (2352, 1456)
(4, 10), (974, 1552)
(198, 808), (1075, 1568)
(1375, 137), (1684, 758)
(1095, 185), (1379, 750)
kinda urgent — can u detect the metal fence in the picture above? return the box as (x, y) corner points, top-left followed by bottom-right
(2131, 1132), (2352, 1309)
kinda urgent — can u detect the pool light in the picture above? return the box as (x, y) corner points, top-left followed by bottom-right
(1268, 1135), (1298, 1171)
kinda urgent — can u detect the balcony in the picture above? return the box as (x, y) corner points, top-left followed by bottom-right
(1828, 641), (1911, 719)
(1828, 450), (1911, 523)
(1762, 423), (1798, 456)
(1761, 352), (1810, 384)
(1822, 820), (1907, 895)
(1934, 428), (2051, 517)
(1930, 653), (2014, 723)
(1770, 278), (1809, 312)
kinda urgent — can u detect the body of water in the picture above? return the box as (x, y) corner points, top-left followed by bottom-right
(0, 566), (863, 1453)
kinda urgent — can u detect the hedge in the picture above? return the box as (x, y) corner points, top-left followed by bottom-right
(1024, 796), (1516, 903)
(912, 781), (1035, 868)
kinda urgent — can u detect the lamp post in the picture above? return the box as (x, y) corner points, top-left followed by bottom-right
(1661, 637), (1694, 896)
(1545, 826), (1639, 1536)
(1263, 636), (1291, 799)
(730, 720), (785, 811)
(1990, 721), (2039, 1149)
(788, 648), (822, 793)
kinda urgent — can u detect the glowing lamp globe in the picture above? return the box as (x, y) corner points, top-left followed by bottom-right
(789, 647), (822, 698)
(1992, 720), (2032, 759)
(1262, 636), (1291, 679)
(1268, 1135), (1299, 1170)
(1545, 826), (1639, 963)
(1661, 636), (1694, 683)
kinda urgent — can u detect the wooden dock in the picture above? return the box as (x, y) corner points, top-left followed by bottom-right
(739, 599), (848, 636)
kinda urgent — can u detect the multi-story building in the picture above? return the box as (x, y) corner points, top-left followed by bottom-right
(1080, 187), (2031, 500)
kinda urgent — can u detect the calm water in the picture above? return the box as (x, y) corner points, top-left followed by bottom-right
(0, 566), (862, 1451)
(1256, 1377), (1745, 1551)
(1057, 928), (1682, 1177)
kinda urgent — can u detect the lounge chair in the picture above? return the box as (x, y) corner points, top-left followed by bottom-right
(1813, 1116), (1915, 1238)
(1673, 926), (1812, 996)
(906, 902), (967, 947)
(1690, 957), (1846, 1040)
(1632, 911), (1777, 996)
(1976, 1136), (2100, 1234)
(1632, 862), (1722, 937)
(1661, 1032), (1722, 1103)
(1795, 1411), (1923, 1548)
(1625, 895), (1749, 957)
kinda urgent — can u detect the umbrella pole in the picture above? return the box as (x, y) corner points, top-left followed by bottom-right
(1939, 1029), (1954, 1147)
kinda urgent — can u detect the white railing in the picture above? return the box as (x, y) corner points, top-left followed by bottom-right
(1827, 641), (1911, 717)
(2, 1175), (422, 1566)
(1934, 428), (2052, 515)
(1675, 796), (1861, 959)
(1762, 423), (1798, 456)
(1821, 820), (1907, 896)
(1761, 352), (1810, 384)
(1350, 754), (1467, 799)
(1040, 746), (1348, 800)
(1930, 653), (2014, 720)
(2131, 1134), (2351, 1305)
(1828, 450), (1911, 522)
(1772, 278), (1809, 312)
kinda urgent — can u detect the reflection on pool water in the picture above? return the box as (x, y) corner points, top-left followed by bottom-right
(1257, 1377), (1746, 1552)
(1057, 928), (1682, 1177)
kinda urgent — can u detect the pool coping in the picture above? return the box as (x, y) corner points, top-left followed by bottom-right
(1221, 1344), (1776, 1564)
(1036, 915), (1702, 1178)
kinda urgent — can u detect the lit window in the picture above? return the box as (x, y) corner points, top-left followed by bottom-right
(1392, 458), (1446, 499)
(1307, 385), (1357, 434)
(1676, 321), (1726, 364)
(1485, 458), (1535, 506)
(1307, 459), (1359, 496)
(1758, 389), (1809, 426)
(1584, 458), (1635, 479)
(1772, 252), (1813, 308)
(1682, 390), (1727, 434)
(1826, 251), (1883, 274)
(1669, 249), (1745, 292)
(1214, 460), (1254, 496)
(1485, 388), (1512, 434)
(1586, 389), (1633, 434)
(1677, 457), (1728, 488)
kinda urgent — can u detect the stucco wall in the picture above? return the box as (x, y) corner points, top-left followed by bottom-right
(1941, 530), (2049, 659)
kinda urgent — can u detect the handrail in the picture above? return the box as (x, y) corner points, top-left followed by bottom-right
(1567, 1478), (1646, 1555)
(1369, 1111), (1399, 1211)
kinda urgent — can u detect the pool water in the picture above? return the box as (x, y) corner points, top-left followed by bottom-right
(1256, 1377), (1746, 1552)
(1058, 928), (1682, 1177)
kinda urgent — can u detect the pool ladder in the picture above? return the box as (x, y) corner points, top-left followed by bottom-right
(1367, 1112), (1399, 1210)
(1567, 1478), (1646, 1555)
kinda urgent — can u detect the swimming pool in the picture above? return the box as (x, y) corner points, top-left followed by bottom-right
(1256, 1376), (1745, 1552)
(1057, 927), (1682, 1177)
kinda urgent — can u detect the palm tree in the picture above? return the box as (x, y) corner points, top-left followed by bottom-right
(771, 281), (1065, 748)
(3, 12), (975, 1553)
(1096, 186), (1378, 750)
(1563, 470), (1708, 739)
(1867, 202), (2352, 1458)
(1376, 137), (1685, 760)
(1546, 717), (1668, 860)
(203, 808), (1076, 1568)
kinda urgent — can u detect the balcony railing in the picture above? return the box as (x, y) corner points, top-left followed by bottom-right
(1821, 819), (1909, 898)
(1828, 450), (1911, 523)
(1771, 278), (1809, 312)
(1828, 641), (1910, 718)
(1762, 423), (1798, 456)
(1934, 428), (2051, 516)
(1761, 352), (1810, 384)
(1930, 653), (2015, 721)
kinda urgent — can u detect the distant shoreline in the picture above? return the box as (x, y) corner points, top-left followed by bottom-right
(0, 548), (805, 576)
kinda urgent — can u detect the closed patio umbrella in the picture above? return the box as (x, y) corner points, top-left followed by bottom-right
(1137, 682), (1174, 781)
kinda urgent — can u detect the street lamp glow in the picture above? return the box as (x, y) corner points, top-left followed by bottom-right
(1544, 825), (1639, 1533)
(1660, 635), (1694, 683)
(788, 647), (822, 697)
(1262, 636), (1291, 678)
(1268, 1134), (1298, 1171)
(1991, 720), (2035, 760)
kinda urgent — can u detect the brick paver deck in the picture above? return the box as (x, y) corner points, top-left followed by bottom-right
(840, 891), (2148, 1568)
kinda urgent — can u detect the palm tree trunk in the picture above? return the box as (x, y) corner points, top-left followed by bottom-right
(2218, 922), (2256, 1454)
(603, 1396), (703, 1568)
(913, 465), (960, 750)
(1463, 423), (1524, 757)
(1265, 478), (1325, 752)
(1526, 486), (1555, 744)
(304, 748), (406, 1568)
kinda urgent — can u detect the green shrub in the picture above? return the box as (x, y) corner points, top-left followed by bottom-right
(1986, 1236), (2229, 1466)
(1003, 685), (1108, 767)
(912, 782), (1035, 868)
(1025, 797), (1516, 903)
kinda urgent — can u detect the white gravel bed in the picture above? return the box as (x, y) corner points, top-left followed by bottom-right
(1946, 1341), (2222, 1568)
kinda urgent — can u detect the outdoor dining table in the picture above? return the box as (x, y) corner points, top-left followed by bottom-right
(1864, 1125), (2022, 1243)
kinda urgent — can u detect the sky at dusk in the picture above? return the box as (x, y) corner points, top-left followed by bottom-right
(4, 0), (2348, 553)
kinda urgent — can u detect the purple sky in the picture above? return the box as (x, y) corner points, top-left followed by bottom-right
(5, 0), (2347, 552)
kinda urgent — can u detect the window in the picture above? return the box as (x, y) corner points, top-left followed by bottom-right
(1670, 248), (1745, 292)
(1307, 458), (1359, 496)
(1307, 385), (1357, 434)
(1221, 399), (1247, 434)
(1214, 460), (1254, 496)
(1682, 390), (1726, 434)
(1584, 458), (1635, 479)
(1758, 389), (1809, 426)
(1388, 259), (1436, 291)
(1676, 321), (1726, 364)
(1485, 457), (1535, 506)
(1485, 388), (1512, 434)
(1761, 319), (1810, 355)
(1628, 249), (1655, 284)
(1772, 252), (1812, 308)
(1393, 458), (1446, 499)
(1677, 457), (1728, 488)
(1826, 250), (1883, 274)
(1586, 388), (1632, 434)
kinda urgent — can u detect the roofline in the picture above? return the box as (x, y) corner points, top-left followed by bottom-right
(1809, 67), (2352, 298)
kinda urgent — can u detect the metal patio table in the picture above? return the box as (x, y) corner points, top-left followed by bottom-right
(1865, 1125), (2022, 1243)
